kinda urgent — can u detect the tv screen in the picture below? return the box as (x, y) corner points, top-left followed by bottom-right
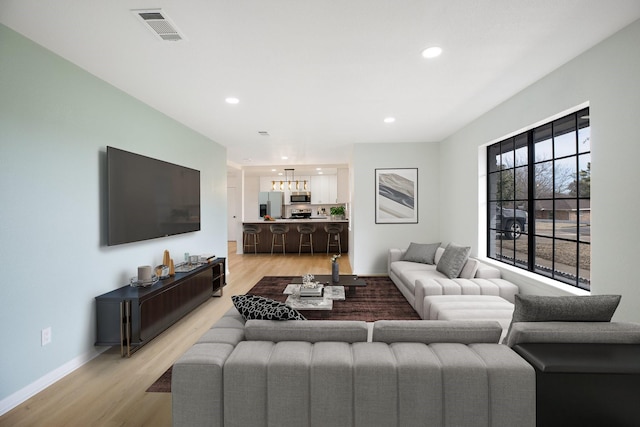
(107, 146), (201, 246)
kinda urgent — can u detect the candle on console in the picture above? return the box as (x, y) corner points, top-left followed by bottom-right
(138, 265), (152, 282)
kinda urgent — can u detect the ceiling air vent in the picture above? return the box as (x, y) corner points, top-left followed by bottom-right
(132, 9), (185, 41)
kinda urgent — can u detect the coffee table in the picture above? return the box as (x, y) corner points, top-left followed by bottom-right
(290, 274), (367, 295)
(284, 283), (349, 312)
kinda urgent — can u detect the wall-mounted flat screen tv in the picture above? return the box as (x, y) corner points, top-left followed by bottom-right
(107, 146), (201, 246)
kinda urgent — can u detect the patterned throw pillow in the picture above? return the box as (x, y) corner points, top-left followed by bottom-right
(232, 294), (306, 320)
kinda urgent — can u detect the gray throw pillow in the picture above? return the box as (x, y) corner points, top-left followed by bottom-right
(436, 243), (471, 278)
(511, 294), (621, 323)
(402, 242), (441, 264)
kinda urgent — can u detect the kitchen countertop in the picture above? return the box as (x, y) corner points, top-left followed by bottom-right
(244, 218), (348, 223)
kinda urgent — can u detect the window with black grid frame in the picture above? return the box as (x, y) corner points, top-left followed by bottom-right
(487, 107), (590, 290)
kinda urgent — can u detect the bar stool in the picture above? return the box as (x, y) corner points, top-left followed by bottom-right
(324, 223), (343, 254)
(297, 224), (316, 256)
(269, 224), (289, 255)
(242, 224), (261, 254)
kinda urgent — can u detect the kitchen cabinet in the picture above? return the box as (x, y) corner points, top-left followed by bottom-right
(311, 175), (337, 204)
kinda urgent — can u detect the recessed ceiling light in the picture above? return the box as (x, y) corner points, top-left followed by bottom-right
(225, 97), (240, 104)
(384, 117), (396, 123)
(421, 46), (442, 59)
(281, 156), (288, 160)
(271, 169), (276, 172)
(316, 167), (322, 171)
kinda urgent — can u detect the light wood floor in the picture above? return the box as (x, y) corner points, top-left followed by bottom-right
(0, 242), (351, 427)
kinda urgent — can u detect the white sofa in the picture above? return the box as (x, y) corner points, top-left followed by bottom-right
(388, 246), (519, 320)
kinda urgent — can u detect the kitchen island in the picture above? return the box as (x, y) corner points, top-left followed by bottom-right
(242, 218), (349, 254)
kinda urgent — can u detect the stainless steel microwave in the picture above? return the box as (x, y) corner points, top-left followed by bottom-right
(290, 192), (311, 203)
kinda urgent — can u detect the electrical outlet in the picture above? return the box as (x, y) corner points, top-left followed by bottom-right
(41, 327), (52, 346)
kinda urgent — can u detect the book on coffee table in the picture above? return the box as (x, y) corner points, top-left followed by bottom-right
(299, 285), (324, 298)
(284, 284), (345, 300)
(285, 295), (333, 310)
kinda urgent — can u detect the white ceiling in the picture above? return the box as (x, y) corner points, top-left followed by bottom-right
(2, 1), (640, 174)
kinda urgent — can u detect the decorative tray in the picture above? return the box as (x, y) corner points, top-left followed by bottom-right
(130, 275), (159, 287)
(175, 262), (202, 273)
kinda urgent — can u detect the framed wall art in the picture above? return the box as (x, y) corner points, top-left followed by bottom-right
(375, 168), (418, 224)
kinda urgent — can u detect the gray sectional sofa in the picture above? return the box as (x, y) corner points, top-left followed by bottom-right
(172, 307), (536, 427)
(173, 292), (640, 427)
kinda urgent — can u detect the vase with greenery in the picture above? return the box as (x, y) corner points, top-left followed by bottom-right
(330, 205), (346, 219)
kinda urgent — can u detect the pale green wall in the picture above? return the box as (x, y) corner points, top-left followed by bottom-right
(437, 20), (640, 321)
(0, 24), (227, 405)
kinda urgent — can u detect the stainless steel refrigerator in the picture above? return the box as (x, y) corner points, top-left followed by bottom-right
(258, 192), (284, 218)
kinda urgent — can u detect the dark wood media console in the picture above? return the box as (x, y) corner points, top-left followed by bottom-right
(95, 257), (225, 357)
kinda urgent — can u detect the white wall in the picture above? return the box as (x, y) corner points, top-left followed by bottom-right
(243, 175), (261, 220)
(351, 142), (440, 274)
(437, 20), (640, 321)
(0, 24), (228, 409)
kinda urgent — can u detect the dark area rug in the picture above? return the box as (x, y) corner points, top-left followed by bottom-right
(146, 366), (172, 393)
(247, 275), (420, 322)
(147, 275), (419, 392)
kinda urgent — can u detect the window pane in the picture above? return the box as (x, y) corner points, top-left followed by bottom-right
(499, 233), (516, 263)
(498, 232), (514, 265)
(535, 161), (553, 198)
(555, 157), (576, 198)
(488, 172), (499, 201)
(515, 166), (528, 199)
(577, 109), (590, 154)
(498, 201), (515, 233)
(578, 153), (591, 197)
(555, 207), (578, 240)
(500, 170), (515, 201)
(579, 242), (591, 291)
(489, 202), (500, 230)
(488, 231), (499, 258)
(514, 235), (528, 268)
(515, 134), (528, 167)
(553, 114), (577, 158)
(501, 138), (515, 168)
(534, 124), (552, 162)
(535, 200), (553, 237)
(554, 240), (577, 285)
(579, 198), (591, 243)
(488, 144), (502, 173)
(534, 236), (554, 279)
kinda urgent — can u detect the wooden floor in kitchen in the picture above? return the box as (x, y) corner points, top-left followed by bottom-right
(0, 242), (351, 427)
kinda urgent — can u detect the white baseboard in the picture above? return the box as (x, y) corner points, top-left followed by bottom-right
(0, 347), (108, 416)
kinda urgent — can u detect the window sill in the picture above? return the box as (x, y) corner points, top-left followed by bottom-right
(479, 257), (590, 296)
